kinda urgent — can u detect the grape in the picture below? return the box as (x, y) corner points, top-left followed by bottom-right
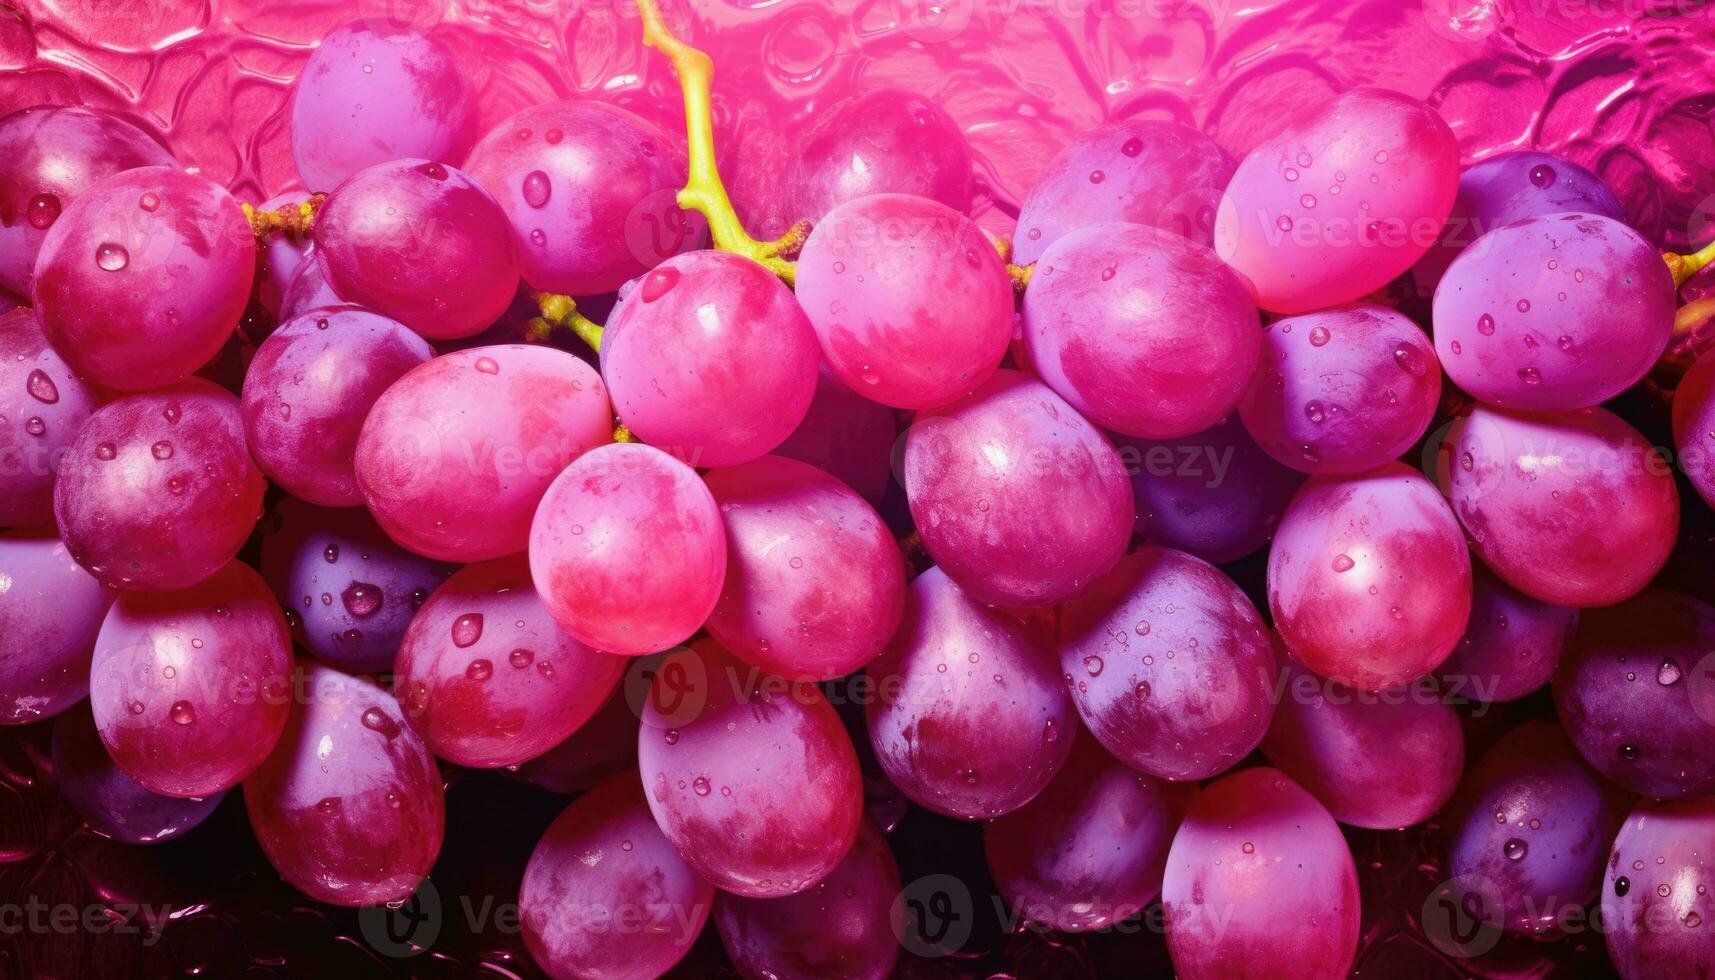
(520, 770), (713, 980)
(313, 159), (519, 340)
(241, 307), (434, 506)
(394, 554), (626, 768)
(1060, 546), (1276, 781)
(1553, 589), (1715, 799)
(0, 307), (98, 527)
(867, 565), (1075, 819)
(1237, 304), (1440, 474)
(602, 251), (819, 465)
(1021, 223), (1261, 439)
(1013, 120), (1235, 261)
(701, 456), (903, 681)
(771, 362), (900, 508)
(355, 344), (611, 562)
(278, 249), (346, 320)
(983, 737), (1192, 933)
(903, 369), (1133, 606)
(1672, 347), (1715, 509)
(0, 530), (114, 724)
(465, 100), (697, 296)
(54, 380), (265, 591)
(1436, 565), (1578, 703)
(639, 640), (862, 896)
(1269, 462), (1471, 690)
(1444, 721), (1626, 935)
(1114, 414), (1303, 564)
(0, 105), (174, 296)
(715, 818), (901, 980)
(1439, 405), (1677, 607)
(1214, 87), (1460, 314)
(1260, 659), (1463, 829)
(1433, 213), (1674, 410)
(88, 560), (291, 798)
(32, 167), (255, 391)
(244, 663), (444, 907)
(794, 193), (1012, 409)
(789, 90), (974, 221)
(529, 443), (726, 655)
(510, 680), (639, 795)
(52, 702), (224, 845)
(258, 499), (455, 675)
(289, 22), (476, 191)
(1604, 796), (1715, 979)
(1161, 767), (1359, 980)
(254, 192), (313, 320)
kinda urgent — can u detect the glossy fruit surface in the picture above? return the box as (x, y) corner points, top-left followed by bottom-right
(0, 307), (99, 527)
(1604, 796), (1715, 979)
(53, 702), (225, 845)
(790, 89), (974, 221)
(0, 530), (114, 725)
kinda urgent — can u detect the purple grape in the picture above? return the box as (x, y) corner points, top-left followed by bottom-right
(1436, 565), (1578, 703)
(790, 89), (974, 221)
(258, 499), (455, 674)
(89, 561), (291, 798)
(0, 105), (174, 296)
(289, 22), (476, 191)
(1060, 546), (1276, 781)
(278, 248), (346, 320)
(244, 663), (444, 907)
(32, 166), (255, 391)
(1553, 589), (1715, 799)
(52, 701), (224, 845)
(1237, 304), (1441, 475)
(0, 530), (113, 725)
(464, 99), (698, 296)
(54, 380), (266, 591)
(771, 362), (899, 508)
(984, 737), (1193, 932)
(241, 307), (434, 506)
(0, 307), (99, 527)
(313, 159), (519, 340)
(1022, 223), (1261, 439)
(510, 680), (639, 795)
(1604, 795), (1715, 978)
(867, 565), (1075, 819)
(904, 369), (1133, 606)
(1672, 346), (1715, 509)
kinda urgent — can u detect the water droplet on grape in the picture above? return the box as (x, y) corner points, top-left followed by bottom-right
(1276, 215), (1293, 232)
(1331, 554), (1355, 573)
(1615, 876), (1630, 896)
(26, 193), (60, 229)
(530, 228), (546, 246)
(1516, 298), (1531, 313)
(169, 700), (196, 725)
(1083, 655), (1104, 676)
(342, 582), (383, 618)
(25, 369), (58, 404)
(1300, 193), (1316, 209)
(1305, 401), (1326, 424)
(419, 162), (448, 180)
(1619, 744), (1640, 760)
(522, 170), (551, 209)
(1284, 167), (1299, 181)
(509, 648), (534, 669)
(1088, 170), (1105, 184)
(1504, 838), (1528, 861)
(1529, 164), (1556, 187)
(475, 356), (500, 375)
(1308, 326), (1330, 347)
(466, 659), (493, 681)
(641, 267), (680, 302)
(1517, 366), (1542, 385)
(1135, 620), (1150, 636)
(1477, 314), (1495, 336)
(95, 242), (129, 271)
(24, 416), (44, 436)
(1121, 137), (1142, 157)
(151, 440), (173, 460)
(1659, 659), (1683, 685)
(451, 613), (484, 648)
(361, 707), (400, 739)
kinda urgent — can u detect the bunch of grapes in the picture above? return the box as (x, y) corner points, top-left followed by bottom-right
(3, 6), (1714, 980)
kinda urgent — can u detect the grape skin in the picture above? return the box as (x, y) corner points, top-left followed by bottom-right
(52, 701), (225, 846)
(789, 90), (975, 222)
(0, 530), (114, 725)
(1436, 565), (1578, 703)
(1671, 346), (1715, 509)
(1603, 796), (1715, 979)
(771, 362), (899, 508)
(0, 307), (98, 527)
(278, 249), (346, 320)
(509, 680), (640, 795)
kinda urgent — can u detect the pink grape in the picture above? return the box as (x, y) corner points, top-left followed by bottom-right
(715, 817), (901, 980)
(54, 380), (265, 591)
(867, 566), (1075, 819)
(1013, 119), (1235, 261)
(289, 22), (476, 191)
(602, 251), (819, 465)
(32, 166), (255, 391)
(1672, 346), (1715, 509)
(790, 89), (974, 221)
(254, 192), (312, 319)
(1440, 405), (1677, 607)
(1269, 462), (1471, 690)
(520, 771), (713, 980)
(795, 193), (1012, 409)
(1433, 212), (1674, 410)
(1162, 767), (1359, 980)
(355, 344), (611, 562)
(313, 158), (519, 340)
(772, 362), (899, 508)
(394, 554), (626, 769)
(703, 455), (904, 681)
(0, 530), (113, 724)
(1553, 589), (1715, 799)
(903, 369), (1133, 606)
(0, 307), (98, 527)
(1060, 546), (1276, 780)
(510, 680), (639, 795)
(53, 702), (225, 845)
(0, 105), (174, 296)
(258, 499), (454, 675)
(88, 560), (291, 798)
(1436, 565), (1578, 703)
(1214, 87), (1460, 314)
(1260, 658), (1463, 829)
(1238, 304), (1441, 474)
(241, 307), (434, 507)
(983, 737), (1193, 932)
(1022, 223), (1262, 439)
(278, 249), (346, 320)
(638, 641), (863, 897)
(529, 443), (726, 656)
(1604, 796), (1715, 979)
(465, 100), (699, 295)
(244, 663), (445, 907)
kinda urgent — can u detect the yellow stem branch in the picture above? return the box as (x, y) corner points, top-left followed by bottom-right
(242, 194), (324, 239)
(535, 292), (605, 352)
(1667, 239), (1715, 289)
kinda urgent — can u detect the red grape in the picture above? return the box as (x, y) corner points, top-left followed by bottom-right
(278, 248), (346, 320)
(790, 90), (974, 221)
(772, 362), (899, 508)
(0, 530), (113, 724)
(1672, 345), (1715, 509)
(0, 307), (98, 527)
(510, 679), (639, 795)
(254, 191), (312, 320)
(53, 701), (225, 845)
(1436, 565), (1578, 703)
(1604, 796), (1715, 979)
